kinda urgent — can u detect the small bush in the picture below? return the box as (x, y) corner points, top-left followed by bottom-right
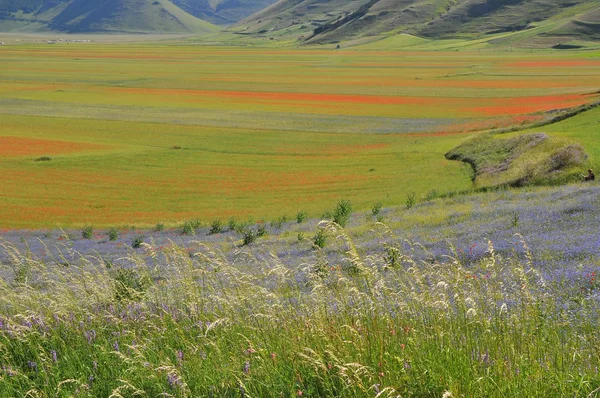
(235, 220), (252, 234)
(297, 232), (305, 242)
(131, 236), (144, 249)
(242, 230), (257, 246)
(209, 219), (223, 235)
(425, 189), (439, 201)
(511, 212), (520, 228)
(228, 217), (237, 231)
(312, 228), (327, 249)
(108, 228), (119, 241)
(296, 211), (307, 224)
(371, 202), (382, 216)
(190, 219), (201, 229)
(406, 192), (416, 209)
(332, 200), (352, 227)
(155, 223), (164, 231)
(271, 215), (287, 229)
(256, 224), (267, 237)
(182, 219), (200, 235)
(81, 225), (93, 239)
(35, 156), (51, 162)
(111, 268), (151, 302)
(384, 246), (401, 268)
(182, 222), (194, 235)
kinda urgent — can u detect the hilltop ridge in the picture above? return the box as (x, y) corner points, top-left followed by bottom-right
(172, 0), (279, 25)
(234, 0), (600, 46)
(0, 0), (218, 33)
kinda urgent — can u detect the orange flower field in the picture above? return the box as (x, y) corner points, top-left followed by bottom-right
(0, 44), (598, 227)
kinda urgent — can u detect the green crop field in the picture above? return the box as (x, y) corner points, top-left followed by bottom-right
(1, 43), (599, 228)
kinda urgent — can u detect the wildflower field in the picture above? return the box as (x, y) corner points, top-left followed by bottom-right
(1, 43), (599, 227)
(2, 183), (600, 396)
(1, 40), (600, 396)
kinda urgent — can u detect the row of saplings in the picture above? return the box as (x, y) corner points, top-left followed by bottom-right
(78, 199), (376, 249)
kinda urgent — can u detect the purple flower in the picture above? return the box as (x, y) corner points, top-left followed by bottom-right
(243, 361), (250, 374)
(113, 341), (119, 352)
(480, 351), (491, 367)
(85, 330), (96, 344)
(167, 372), (183, 389)
(2, 365), (15, 377)
(177, 350), (184, 367)
(51, 350), (58, 363)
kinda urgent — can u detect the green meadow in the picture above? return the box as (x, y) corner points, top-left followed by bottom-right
(0, 43), (599, 228)
(2, 36), (600, 398)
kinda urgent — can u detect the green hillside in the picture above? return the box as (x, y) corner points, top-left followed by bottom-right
(173, 0), (279, 25)
(0, 0), (218, 33)
(233, 0), (600, 47)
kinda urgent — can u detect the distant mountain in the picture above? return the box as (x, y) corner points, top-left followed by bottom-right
(172, 0), (279, 25)
(0, 0), (218, 33)
(234, 0), (600, 44)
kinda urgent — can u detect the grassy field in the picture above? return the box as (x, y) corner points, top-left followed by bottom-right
(2, 38), (600, 397)
(1, 43), (599, 228)
(2, 183), (600, 396)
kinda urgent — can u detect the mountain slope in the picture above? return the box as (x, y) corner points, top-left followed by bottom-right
(234, 0), (600, 45)
(0, 0), (218, 33)
(172, 0), (279, 25)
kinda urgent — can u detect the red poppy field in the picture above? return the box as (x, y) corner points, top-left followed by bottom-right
(0, 44), (599, 227)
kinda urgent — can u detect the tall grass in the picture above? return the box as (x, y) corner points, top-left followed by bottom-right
(0, 225), (598, 397)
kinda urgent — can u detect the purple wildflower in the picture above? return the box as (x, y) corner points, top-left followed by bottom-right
(243, 361), (250, 374)
(167, 372), (183, 389)
(2, 365), (16, 377)
(85, 329), (96, 344)
(51, 350), (58, 363)
(480, 351), (491, 367)
(113, 341), (119, 352)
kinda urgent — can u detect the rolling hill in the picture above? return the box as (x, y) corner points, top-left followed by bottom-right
(234, 0), (600, 45)
(172, 0), (279, 25)
(0, 0), (218, 33)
